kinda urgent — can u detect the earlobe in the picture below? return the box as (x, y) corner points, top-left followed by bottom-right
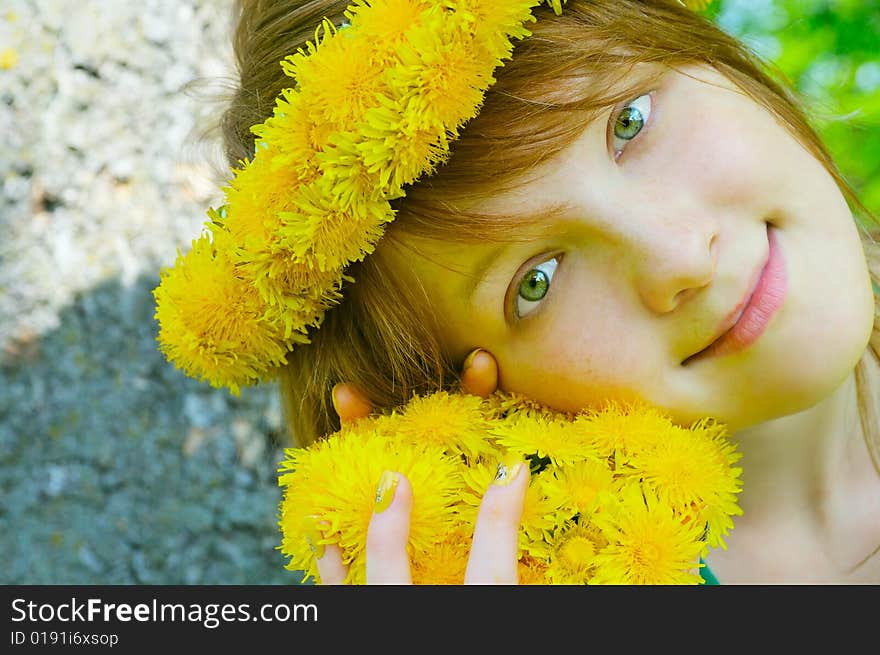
(460, 348), (500, 398)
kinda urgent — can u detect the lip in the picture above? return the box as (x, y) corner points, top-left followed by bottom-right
(684, 226), (787, 364)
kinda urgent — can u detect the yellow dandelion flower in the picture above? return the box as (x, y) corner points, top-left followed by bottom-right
(214, 221), (336, 342)
(217, 147), (298, 251)
(492, 413), (600, 466)
(545, 520), (606, 584)
(520, 467), (563, 551)
(278, 428), (462, 584)
(574, 400), (677, 465)
(253, 89), (332, 185)
(457, 458), (498, 518)
(629, 418), (743, 516)
(207, 212), (330, 343)
(684, 418), (743, 550)
(224, 221), (342, 325)
(360, 95), (451, 192)
(411, 529), (470, 584)
(518, 554), (550, 585)
(318, 131), (389, 208)
(281, 21), (390, 129)
(278, 514), (316, 583)
(214, 165), (270, 248)
(152, 235), (288, 394)
(393, 390), (497, 461)
(540, 457), (618, 520)
(337, 410), (399, 441)
(695, 496), (742, 553)
(390, 14), (496, 132)
(447, 0), (541, 61)
(589, 482), (704, 585)
(345, 0), (431, 49)
(481, 390), (562, 421)
(278, 182), (393, 275)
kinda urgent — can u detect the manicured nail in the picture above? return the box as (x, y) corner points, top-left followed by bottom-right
(374, 471), (399, 514)
(463, 348), (484, 371)
(304, 516), (326, 559)
(493, 455), (524, 486)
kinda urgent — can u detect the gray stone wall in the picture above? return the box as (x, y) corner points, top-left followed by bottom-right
(1, 0), (299, 584)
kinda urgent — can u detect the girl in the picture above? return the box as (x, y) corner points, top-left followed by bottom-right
(185, 0), (880, 583)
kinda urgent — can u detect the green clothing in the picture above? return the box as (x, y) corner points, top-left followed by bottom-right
(700, 559), (720, 585)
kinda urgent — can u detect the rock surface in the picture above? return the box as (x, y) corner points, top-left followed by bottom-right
(1, 0), (298, 584)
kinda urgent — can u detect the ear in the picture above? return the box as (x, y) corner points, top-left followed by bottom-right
(460, 349), (499, 399)
(331, 382), (374, 424)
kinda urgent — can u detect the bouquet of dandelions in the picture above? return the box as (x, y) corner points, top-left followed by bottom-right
(277, 390), (743, 585)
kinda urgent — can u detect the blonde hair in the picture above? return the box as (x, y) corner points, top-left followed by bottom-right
(219, 0), (880, 452)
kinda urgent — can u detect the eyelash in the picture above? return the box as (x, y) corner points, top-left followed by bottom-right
(608, 92), (654, 160)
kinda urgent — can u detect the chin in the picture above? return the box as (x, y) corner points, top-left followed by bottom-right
(667, 316), (873, 433)
(730, 313), (873, 431)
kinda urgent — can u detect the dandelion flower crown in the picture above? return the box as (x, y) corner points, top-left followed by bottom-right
(153, 0), (712, 394)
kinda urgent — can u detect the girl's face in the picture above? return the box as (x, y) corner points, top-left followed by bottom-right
(392, 65), (875, 431)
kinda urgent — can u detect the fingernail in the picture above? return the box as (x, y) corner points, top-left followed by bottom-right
(493, 455), (524, 486)
(463, 348), (484, 371)
(304, 516), (326, 559)
(374, 471), (399, 514)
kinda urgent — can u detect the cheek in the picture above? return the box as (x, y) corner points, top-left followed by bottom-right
(496, 301), (659, 413)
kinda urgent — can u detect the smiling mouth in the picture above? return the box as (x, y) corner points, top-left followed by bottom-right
(685, 290), (756, 365)
(683, 225), (787, 365)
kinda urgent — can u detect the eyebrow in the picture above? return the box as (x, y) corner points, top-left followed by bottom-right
(463, 201), (574, 303)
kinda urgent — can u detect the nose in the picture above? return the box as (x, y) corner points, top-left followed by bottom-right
(633, 219), (718, 314)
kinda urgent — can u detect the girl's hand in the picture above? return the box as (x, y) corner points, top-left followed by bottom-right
(319, 349), (527, 584)
(315, 461), (529, 584)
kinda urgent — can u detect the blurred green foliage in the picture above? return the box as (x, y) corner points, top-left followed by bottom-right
(708, 0), (880, 221)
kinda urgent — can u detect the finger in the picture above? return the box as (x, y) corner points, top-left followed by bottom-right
(366, 471), (413, 585)
(460, 348), (499, 398)
(464, 457), (529, 584)
(331, 382), (373, 425)
(315, 543), (348, 585)
(305, 518), (348, 585)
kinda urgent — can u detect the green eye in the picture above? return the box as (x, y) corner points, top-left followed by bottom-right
(515, 257), (559, 318)
(611, 93), (652, 154)
(614, 105), (645, 140)
(519, 269), (550, 301)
